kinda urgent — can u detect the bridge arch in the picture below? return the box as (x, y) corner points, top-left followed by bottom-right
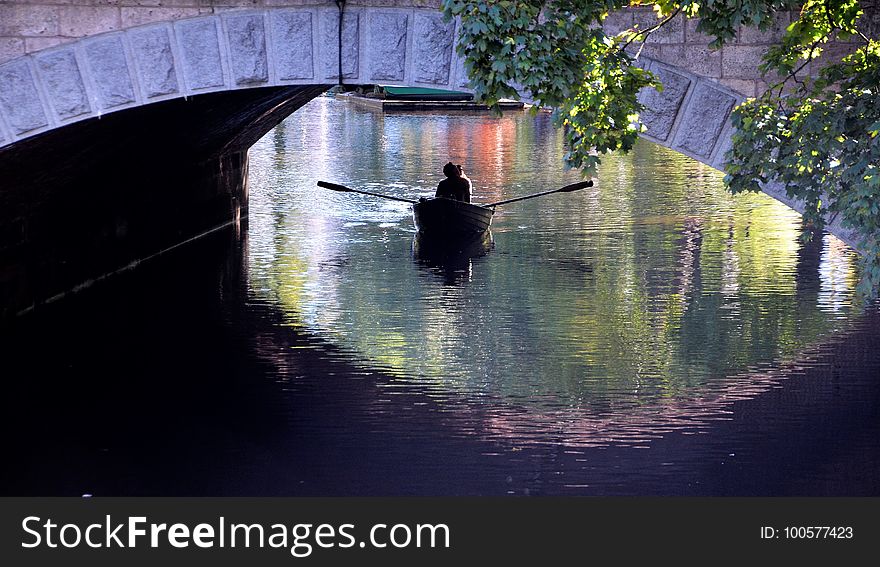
(0, 7), (472, 148)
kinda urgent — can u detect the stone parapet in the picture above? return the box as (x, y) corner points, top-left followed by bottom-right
(636, 57), (742, 169)
(0, 6), (476, 149)
(1, 3), (867, 100)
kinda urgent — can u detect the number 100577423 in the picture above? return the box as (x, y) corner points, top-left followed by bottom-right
(761, 526), (854, 539)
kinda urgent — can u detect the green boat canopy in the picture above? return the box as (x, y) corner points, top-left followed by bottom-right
(379, 86), (473, 101)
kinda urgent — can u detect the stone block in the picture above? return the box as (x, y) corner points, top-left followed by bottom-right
(129, 26), (179, 98)
(368, 12), (407, 81)
(632, 10), (684, 44)
(857, 5), (880, 39)
(224, 13), (268, 85)
(755, 80), (772, 97)
(35, 49), (91, 119)
(640, 66), (691, 142)
(0, 60), (49, 134)
(810, 43), (858, 76)
(115, 1), (167, 7)
(264, 0), (323, 4)
(453, 52), (470, 89)
(25, 37), (71, 54)
(121, 7), (203, 28)
(712, 128), (735, 171)
(631, 56), (652, 71)
(673, 83), (736, 158)
(271, 10), (314, 80)
(84, 36), (137, 109)
(0, 38), (25, 64)
(718, 78), (756, 97)
(207, 0), (266, 6)
(721, 46), (765, 78)
(658, 45), (721, 78)
(345, 0), (403, 6)
(629, 43), (660, 60)
(322, 11), (359, 80)
(602, 10), (633, 37)
(684, 17), (713, 45)
(761, 180), (801, 210)
(736, 12), (790, 45)
(413, 13), (453, 84)
(635, 58), (655, 105)
(0, 6), (60, 37)
(59, 6), (121, 38)
(176, 18), (225, 90)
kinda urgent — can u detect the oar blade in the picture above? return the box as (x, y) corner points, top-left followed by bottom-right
(316, 180), (418, 204)
(484, 179), (595, 207)
(559, 179), (594, 192)
(317, 181), (352, 192)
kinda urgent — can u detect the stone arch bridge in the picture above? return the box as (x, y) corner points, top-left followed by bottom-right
(0, 1), (864, 316)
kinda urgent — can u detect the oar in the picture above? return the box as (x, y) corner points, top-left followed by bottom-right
(317, 181), (418, 204)
(484, 180), (594, 208)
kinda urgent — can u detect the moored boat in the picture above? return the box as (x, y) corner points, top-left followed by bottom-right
(412, 197), (494, 236)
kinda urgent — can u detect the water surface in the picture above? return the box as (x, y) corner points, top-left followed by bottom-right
(2, 95), (878, 496)
(246, 97), (864, 448)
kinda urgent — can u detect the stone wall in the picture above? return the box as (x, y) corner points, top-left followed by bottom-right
(612, 5), (877, 97)
(0, 4), (479, 152)
(607, 7), (791, 98)
(0, 1), (441, 63)
(2, 2), (873, 97)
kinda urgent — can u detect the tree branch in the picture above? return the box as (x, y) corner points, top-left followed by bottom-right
(619, 7), (683, 57)
(768, 35), (828, 100)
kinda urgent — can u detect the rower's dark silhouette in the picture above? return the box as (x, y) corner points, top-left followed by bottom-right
(435, 162), (471, 203)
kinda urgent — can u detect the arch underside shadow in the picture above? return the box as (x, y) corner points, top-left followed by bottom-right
(0, 84), (326, 318)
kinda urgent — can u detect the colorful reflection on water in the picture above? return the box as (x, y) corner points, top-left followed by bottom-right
(246, 96), (861, 447)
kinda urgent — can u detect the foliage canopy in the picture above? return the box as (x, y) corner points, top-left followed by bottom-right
(441, 0), (880, 292)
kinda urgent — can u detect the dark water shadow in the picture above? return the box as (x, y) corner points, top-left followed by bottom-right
(412, 230), (494, 285)
(1, 227), (878, 496)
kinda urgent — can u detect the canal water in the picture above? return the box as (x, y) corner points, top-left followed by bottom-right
(3, 95), (879, 495)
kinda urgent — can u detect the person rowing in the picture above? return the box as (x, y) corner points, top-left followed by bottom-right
(435, 162), (471, 203)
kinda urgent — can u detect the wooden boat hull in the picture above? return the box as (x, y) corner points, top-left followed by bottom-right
(412, 198), (494, 236)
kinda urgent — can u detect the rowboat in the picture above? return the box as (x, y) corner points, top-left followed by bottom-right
(316, 180), (593, 236)
(412, 197), (494, 236)
(410, 178), (592, 236)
